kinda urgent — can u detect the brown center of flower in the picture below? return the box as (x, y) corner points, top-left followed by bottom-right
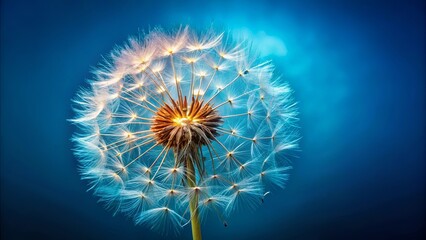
(151, 97), (222, 151)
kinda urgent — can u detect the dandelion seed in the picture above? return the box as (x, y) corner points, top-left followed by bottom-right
(71, 26), (299, 239)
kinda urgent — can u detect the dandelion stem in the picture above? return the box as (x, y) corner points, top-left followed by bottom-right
(186, 154), (202, 240)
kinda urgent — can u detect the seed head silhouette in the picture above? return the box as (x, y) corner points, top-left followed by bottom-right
(71, 26), (299, 239)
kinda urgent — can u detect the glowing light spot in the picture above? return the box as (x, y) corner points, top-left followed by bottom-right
(112, 172), (121, 180)
(197, 71), (207, 77)
(173, 117), (191, 126)
(124, 131), (134, 138)
(184, 57), (198, 63)
(110, 93), (119, 99)
(120, 166), (127, 173)
(193, 89), (205, 96)
(152, 66), (162, 72)
(157, 86), (165, 93)
(166, 48), (174, 55)
(140, 57), (150, 64)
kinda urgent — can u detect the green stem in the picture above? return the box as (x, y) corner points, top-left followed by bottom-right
(186, 157), (202, 240)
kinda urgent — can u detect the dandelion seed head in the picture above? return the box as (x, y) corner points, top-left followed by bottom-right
(71, 26), (299, 234)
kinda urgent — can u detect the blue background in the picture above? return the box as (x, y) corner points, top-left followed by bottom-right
(1, 0), (425, 239)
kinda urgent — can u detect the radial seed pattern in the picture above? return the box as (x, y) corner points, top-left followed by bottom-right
(72, 26), (299, 233)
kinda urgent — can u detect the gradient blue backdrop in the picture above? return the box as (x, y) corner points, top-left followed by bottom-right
(1, 0), (425, 239)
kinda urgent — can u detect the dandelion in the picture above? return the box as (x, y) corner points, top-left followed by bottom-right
(71, 26), (299, 240)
